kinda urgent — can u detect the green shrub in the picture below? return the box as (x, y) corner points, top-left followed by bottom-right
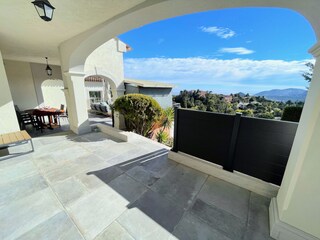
(236, 109), (254, 117)
(256, 112), (274, 119)
(156, 131), (169, 144)
(113, 94), (162, 136)
(281, 106), (303, 122)
(158, 107), (174, 130)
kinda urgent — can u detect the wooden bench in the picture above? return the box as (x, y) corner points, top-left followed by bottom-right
(0, 130), (34, 152)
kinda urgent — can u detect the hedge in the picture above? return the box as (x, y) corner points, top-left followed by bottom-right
(281, 106), (303, 122)
(113, 94), (162, 136)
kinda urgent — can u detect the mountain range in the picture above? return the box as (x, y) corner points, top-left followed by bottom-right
(254, 88), (307, 102)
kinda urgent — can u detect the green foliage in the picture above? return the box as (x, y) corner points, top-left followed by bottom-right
(113, 94), (162, 136)
(302, 62), (314, 83)
(273, 108), (282, 117)
(154, 107), (174, 146)
(256, 112), (274, 119)
(159, 107), (174, 130)
(173, 89), (304, 121)
(156, 131), (169, 143)
(236, 109), (254, 117)
(281, 106), (303, 122)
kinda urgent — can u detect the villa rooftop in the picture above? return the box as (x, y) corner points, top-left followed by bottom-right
(124, 79), (175, 88)
(0, 130), (272, 240)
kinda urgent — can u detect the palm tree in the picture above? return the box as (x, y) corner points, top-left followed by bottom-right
(154, 107), (174, 144)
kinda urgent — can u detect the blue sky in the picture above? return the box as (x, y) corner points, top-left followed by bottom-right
(119, 7), (316, 94)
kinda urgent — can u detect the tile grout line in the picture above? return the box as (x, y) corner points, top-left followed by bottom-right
(170, 168), (210, 236)
(245, 191), (253, 233)
(183, 174), (250, 240)
(30, 155), (87, 240)
(110, 157), (181, 239)
(114, 220), (137, 240)
(92, 210), (137, 240)
(84, 150), (166, 240)
(122, 153), (175, 190)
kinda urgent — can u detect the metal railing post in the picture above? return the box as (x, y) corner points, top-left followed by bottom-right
(111, 108), (115, 128)
(223, 112), (242, 172)
(171, 103), (181, 152)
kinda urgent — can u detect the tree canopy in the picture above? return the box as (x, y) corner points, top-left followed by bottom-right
(173, 90), (304, 121)
(302, 62), (314, 83)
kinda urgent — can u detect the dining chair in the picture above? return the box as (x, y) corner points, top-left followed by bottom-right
(58, 105), (68, 126)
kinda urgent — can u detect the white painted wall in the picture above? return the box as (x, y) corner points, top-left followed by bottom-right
(274, 43), (320, 239)
(41, 80), (66, 109)
(0, 51), (20, 134)
(64, 73), (90, 134)
(4, 60), (38, 110)
(30, 62), (63, 107)
(84, 38), (126, 97)
(4, 60), (65, 110)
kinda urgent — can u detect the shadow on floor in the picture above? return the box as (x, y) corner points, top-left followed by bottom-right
(66, 131), (123, 143)
(86, 148), (180, 235)
(0, 141), (34, 161)
(25, 121), (70, 138)
(85, 146), (272, 240)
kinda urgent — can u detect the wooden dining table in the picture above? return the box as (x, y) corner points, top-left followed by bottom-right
(26, 108), (64, 129)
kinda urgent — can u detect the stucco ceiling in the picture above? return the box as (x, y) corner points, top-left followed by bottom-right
(0, 0), (145, 64)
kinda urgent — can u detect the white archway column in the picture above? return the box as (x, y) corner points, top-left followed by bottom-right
(0, 50), (20, 134)
(63, 72), (90, 134)
(270, 42), (320, 240)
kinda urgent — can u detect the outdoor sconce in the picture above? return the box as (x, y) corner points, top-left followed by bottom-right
(32, 0), (55, 22)
(45, 57), (52, 76)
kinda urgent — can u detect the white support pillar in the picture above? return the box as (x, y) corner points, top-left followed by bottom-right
(63, 72), (91, 134)
(0, 50), (20, 134)
(270, 43), (320, 240)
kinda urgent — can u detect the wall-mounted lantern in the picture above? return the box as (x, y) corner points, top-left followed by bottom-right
(45, 57), (52, 76)
(32, 0), (55, 22)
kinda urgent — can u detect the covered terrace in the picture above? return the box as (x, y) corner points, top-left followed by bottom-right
(0, 1), (320, 240)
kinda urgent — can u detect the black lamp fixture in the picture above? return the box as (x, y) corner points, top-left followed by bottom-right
(45, 57), (52, 76)
(32, 0), (55, 22)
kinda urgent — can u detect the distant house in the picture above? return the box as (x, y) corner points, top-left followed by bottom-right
(237, 102), (249, 110)
(124, 79), (174, 108)
(224, 95), (233, 103)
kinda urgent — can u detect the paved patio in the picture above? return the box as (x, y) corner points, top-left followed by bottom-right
(25, 112), (112, 138)
(0, 131), (273, 240)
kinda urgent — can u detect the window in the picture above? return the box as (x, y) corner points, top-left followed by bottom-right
(89, 91), (102, 103)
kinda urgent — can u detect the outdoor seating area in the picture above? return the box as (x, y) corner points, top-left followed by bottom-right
(14, 108), (113, 138)
(0, 130), (34, 154)
(15, 105), (66, 133)
(90, 102), (112, 116)
(0, 130), (272, 240)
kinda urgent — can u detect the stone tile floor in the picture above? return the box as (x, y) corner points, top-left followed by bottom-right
(0, 131), (274, 240)
(26, 112), (112, 138)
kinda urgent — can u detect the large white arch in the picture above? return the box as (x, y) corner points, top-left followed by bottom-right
(58, 3), (320, 239)
(84, 74), (123, 103)
(84, 71), (124, 99)
(59, 0), (320, 72)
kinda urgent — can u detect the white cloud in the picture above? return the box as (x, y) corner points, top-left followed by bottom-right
(219, 47), (254, 55)
(124, 57), (311, 93)
(200, 26), (235, 39)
